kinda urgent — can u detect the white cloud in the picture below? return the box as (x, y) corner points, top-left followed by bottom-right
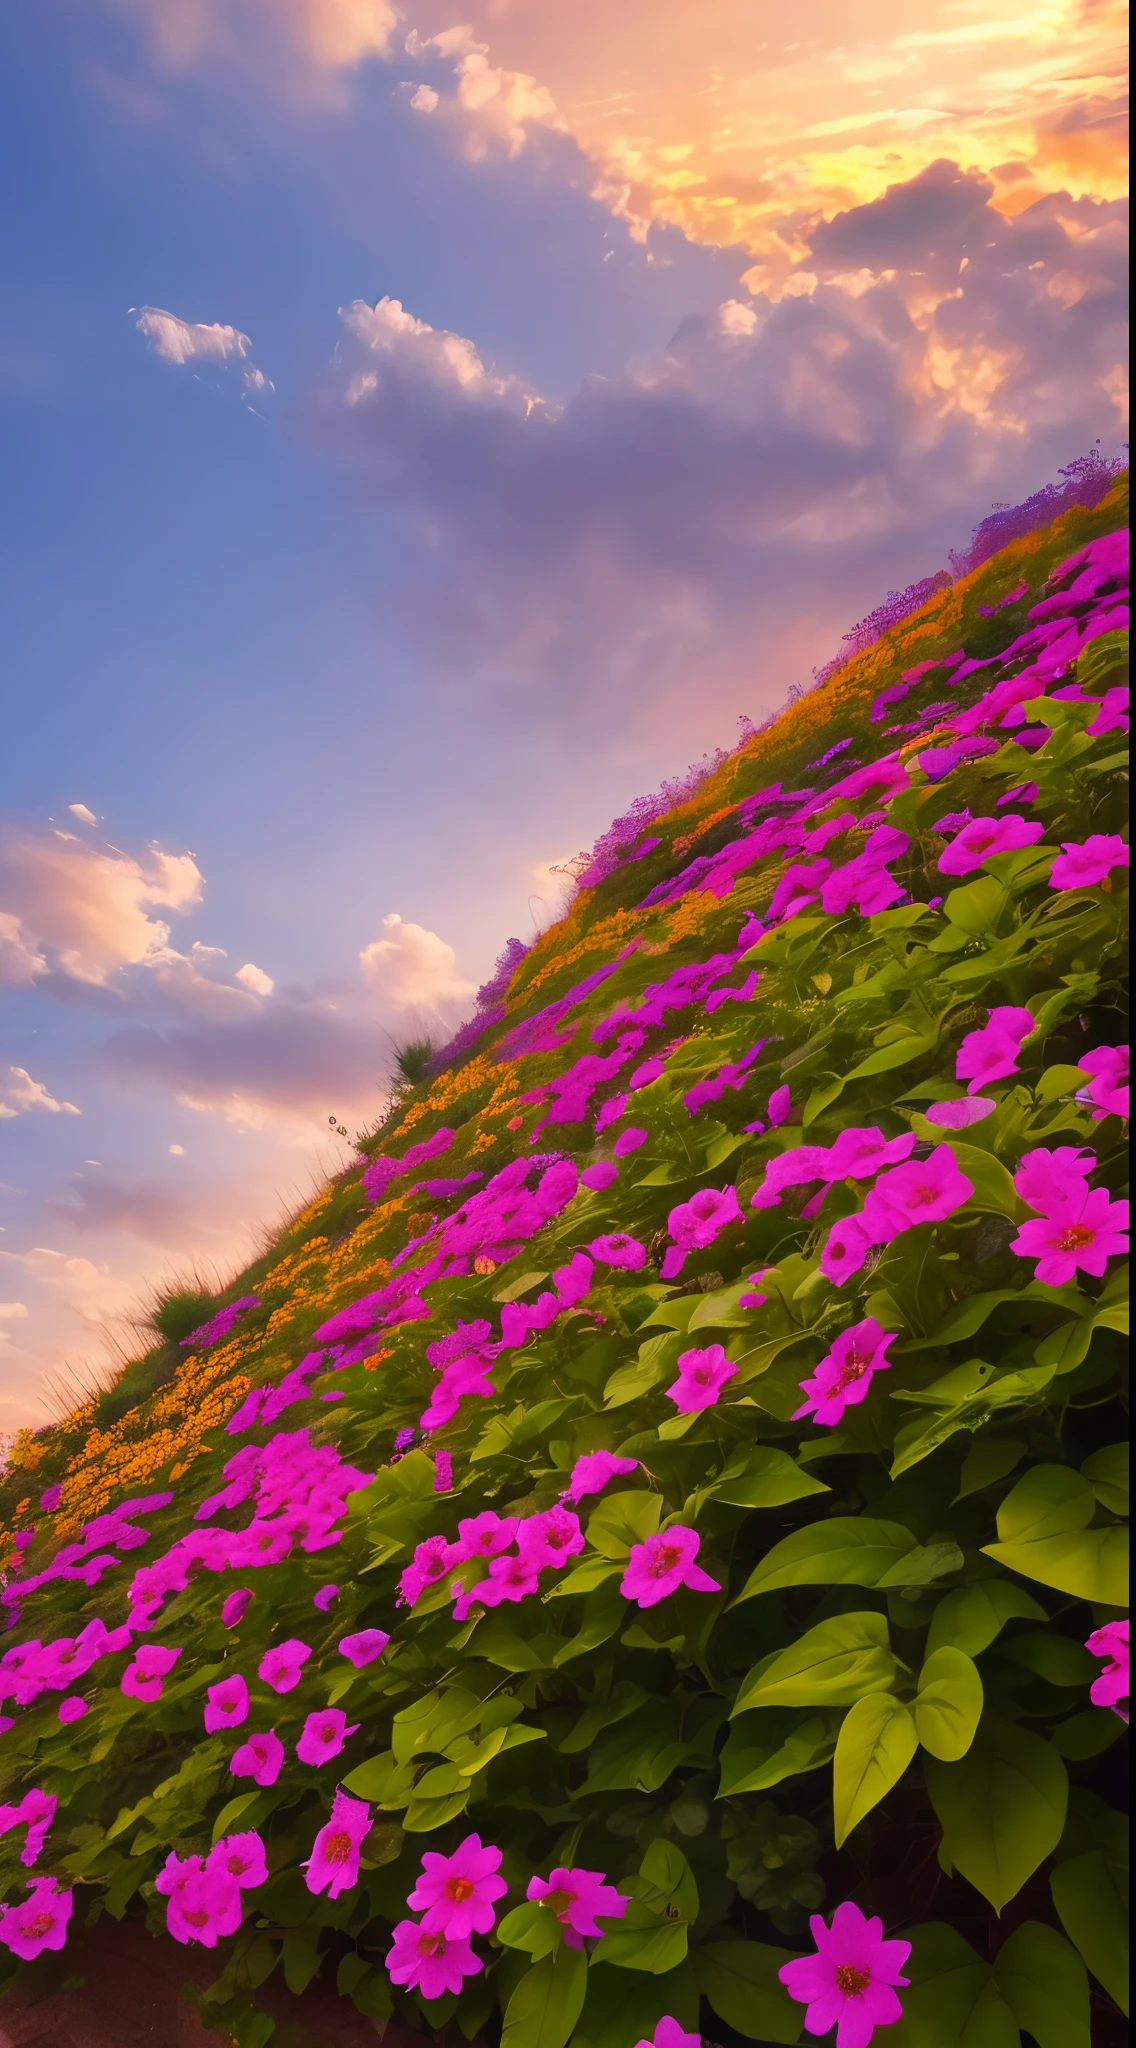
(339, 296), (540, 411)
(404, 25), (563, 159)
(0, 1302), (29, 1320)
(168, 1143), (185, 1154)
(359, 912), (476, 1010)
(134, 305), (273, 405)
(0, 1066), (81, 1119)
(235, 961), (275, 995)
(0, 822), (203, 988)
(68, 803), (98, 826)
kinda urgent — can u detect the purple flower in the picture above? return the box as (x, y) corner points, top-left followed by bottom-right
(1078, 1044), (1128, 1120)
(1048, 833), (1129, 890)
(620, 1527), (720, 1608)
(925, 1097), (996, 1129)
(768, 1085), (792, 1126)
(554, 1251), (594, 1307)
(229, 1728), (284, 1786)
(221, 1589), (253, 1628)
(204, 1674), (250, 1733)
(258, 1639), (311, 1694)
(614, 1127), (648, 1156)
(434, 1451), (454, 1493)
(0, 1878), (73, 1962)
(120, 1643), (182, 1703)
(303, 1788), (371, 1900)
(38, 1486), (62, 1514)
(794, 1320), (896, 1427)
(338, 1628), (390, 1669)
(862, 1150), (973, 1240)
(1011, 1187), (1128, 1285)
(779, 1900), (911, 2048)
(588, 1232), (648, 1270)
(57, 1697), (88, 1725)
(407, 1832), (507, 1939)
(938, 814), (1044, 875)
(955, 1006), (1034, 1092)
(561, 1450), (638, 1504)
(296, 1708), (359, 1767)
(1086, 1621), (1128, 1720)
(208, 1830), (269, 1889)
(313, 1584), (339, 1611)
(517, 1506), (585, 1571)
(581, 1161), (619, 1191)
(667, 1344), (738, 1414)
(526, 1865), (629, 1946)
(386, 1919), (483, 2001)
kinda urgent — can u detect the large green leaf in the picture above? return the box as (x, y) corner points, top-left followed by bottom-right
(889, 1360), (1058, 1478)
(1051, 1850), (1129, 2015)
(832, 1693), (918, 1846)
(733, 1612), (900, 1713)
(693, 1941), (802, 2044)
(992, 1922), (1090, 2048)
(571, 1960), (700, 2048)
(926, 1714), (1068, 1911)
(913, 1648), (984, 1761)
(717, 1709), (839, 1796)
(982, 1463), (1128, 1602)
(886, 1923), (1017, 2048)
(735, 1517), (917, 1598)
(501, 1943), (588, 2048)
(925, 1580), (1047, 1658)
(700, 1444), (830, 1510)
(586, 1489), (665, 1558)
(572, 1697), (688, 1795)
(1081, 1441), (1129, 1516)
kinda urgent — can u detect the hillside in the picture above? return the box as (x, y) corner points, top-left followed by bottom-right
(0, 473), (1129, 2048)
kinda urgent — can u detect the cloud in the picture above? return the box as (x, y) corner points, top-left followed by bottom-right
(0, 1302), (29, 1320)
(359, 913), (476, 1009)
(404, 24), (563, 159)
(68, 804), (98, 826)
(0, 1066), (81, 1120)
(111, 0), (396, 73)
(134, 306), (273, 405)
(0, 822), (203, 988)
(45, 1172), (201, 1246)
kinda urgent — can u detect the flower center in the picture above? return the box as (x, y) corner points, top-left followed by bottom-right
(1058, 1224), (1095, 1250)
(650, 1543), (683, 1577)
(25, 1912), (55, 1938)
(836, 1964), (872, 1996)
(542, 1888), (574, 1918)
(319, 1726), (335, 1743)
(970, 830), (996, 849)
(834, 1349), (873, 1391)
(418, 1930), (448, 1957)
(447, 1877), (475, 1902)
(323, 1830), (353, 1863)
(183, 1908), (210, 1928)
(908, 1180), (937, 1206)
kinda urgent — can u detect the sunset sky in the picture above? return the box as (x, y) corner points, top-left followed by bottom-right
(0, 0), (1127, 1426)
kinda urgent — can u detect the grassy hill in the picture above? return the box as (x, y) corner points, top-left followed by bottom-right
(1, 472), (1128, 2048)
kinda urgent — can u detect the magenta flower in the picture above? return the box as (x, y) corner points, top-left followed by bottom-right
(154, 1850), (202, 1897)
(166, 1869), (243, 1947)
(1078, 1044), (1129, 1120)
(553, 1251), (594, 1307)
(595, 1093), (629, 1133)
(0, 1789), (57, 1869)
(221, 1589), (253, 1628)
(925, 1097), (996, 1129)
(621, 1527), (721, 1608)
(581, 1161), (619, 1191)
(452, 1512), (519, 1562)
(634, 2024), (701, 2048)
(303, 1787), (371, 1900)
(39, 1485), (63, 1513)
(614, 1127), (648, 1156)
(862, 1148), (974, 1239)
(779, 1900), (911, 2048)
(408, 1833), (508, 1938)
(768, 1084), (792, 1126)
(57, 1696), (88, 1724)
(820, 1213), (876, 1286)
(1048, 833), (1129, 890)
(312, 1584), (339, 1611)
(229, 1727), (285, 1786)
(588, 1232), (648, 1270)
(1086, 1620), (1129, 1721)
(527, 1865), (629, 1946)
(827, 1128), (917, 1180)
(258, 1639), (311, 1694)
(399, 1534), (458, 1607)
(1011, 1186), (1129, 1285)
(561, 1450), (638, 1504)
(208, 1830), (269, 1889)
(120, 1643), (182, 1703)
(296, 1708), (359, 1767)
(956, 1005), (1034, 1092)
(0, 1877), (73, 1962)
(1013, 1145), (1094, 1216)
(386, 1919), (483, 2000)
(517, 1505), (585, 1571)
(669, 1184), (742, 1251)
(204, 1673), (249, 1734)
(938, 814), (1044, 875)
(453, 1552), (541, 1619)
(434, 1451), (454, 1493)
(338, 1628), (390, 1669)
(667, 1343), (738, 1414)
(794, 1320), (896, 1427)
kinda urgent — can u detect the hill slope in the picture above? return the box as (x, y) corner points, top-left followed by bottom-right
(1, 475), (1129, 2048)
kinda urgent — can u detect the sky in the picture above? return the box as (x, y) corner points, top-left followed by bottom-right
(0, 0), (1128, 1429)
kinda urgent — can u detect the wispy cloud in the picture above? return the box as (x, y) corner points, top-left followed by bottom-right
(134, 305), (273, 405)
(0, 1066), (81, 1120)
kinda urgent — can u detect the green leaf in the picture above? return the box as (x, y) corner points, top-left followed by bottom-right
(210, 1790), (268, 1844)
(391, 1686), (482, 1765)
(547, 1556), (623, 1598)
(1081, 1441), (1129, 1516)
(1051, 1849), (1129, 2014)
(733, 1612), (900, 1713)
(913, 1648), (983, 1761)
(926, 1713), (1068, 1911)
(1051, 1709), (1126, 1760)
(982, 1463), (1128, 1603)
(560, 1682), (646, 1755)
(552, 1581), (626, 1664)
(997, 1631), (1097, 1687)
(591, 1908), (688, 1974)
(572, 1959), (700, 2048)
(498, 1901), (563, 1962)
(693, 1941), (803, 2044)
(282, 1922), (323, 1996)
(993, 1921), (1090, 2048)
(942, 876), (1007, 934)
(639, 1838), (698, 1923)
(501, 1943), (587, 2048)
(902, 1283), (1082, 1352)
(573, 1698), (688, 1795)
(493, 1269), (550, 1302)
(955, 1439), (1026, 1500)
(688, 1277), (776, 1330)
(586, 1489), (665, 1558)
(889, 1362), (1058, 1478)
(925, 1580), (1048, 1659)
(604, 1335), (683, 1408)
(843, 1031), (938, 1082)
(1034, 1063), (1092, 1104)
(885, 1923), (1017, 2048)
(701, 1444), (830, 1510)
(833, 1693), (918, 1846)
(735, 1517), (916, 1598)
(717, 1710), (839, 1796)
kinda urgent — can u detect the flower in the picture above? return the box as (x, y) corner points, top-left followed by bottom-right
(527, 1866), (629, 1946)
(338, 1628), (390, 1668)
(794, 1320), (896, 1427)
(303, 1788), (371, 1899)
(386, 1919), (483, 2000)
(229, 1728), (284, 1786)
(561, 1450), (638, 1504)
(517, 1505), (585, 1571)
(120, 1643), (182, 1703)
(621, 1526), (721, 1608)
(165, 1868), (243, 1947)
(820, 1213), (876, 1286)
(767, 1084), (792, 1126)
(862, 1148), (974, 1239)
(208, 1830), (269, 1889)
(57, 1696), (88, 1724)
(1086, 1620), (1128, 1721)
(0, 1790), (57, 1869)
(154, 1850), (202, 1897)
(38, 1485), (63, 1513)
(204, 1674), (250, 1733)
(452, 1552), (541, 1619)
(581, 1161), (618, 1191)
(221, 1589), (253, 1628)
(1078, 1044), (1129, 1120)
(399, 1534), (458, 1607)
(634, 2024), (701, 2048)
(296, 1708), (360, 1766)
(553, 1251), (594, 1307)
(667, 1343), (738, 1414)
(451, 1512), (519, 1562)
(937, 814), (1044, 875)
(956, 1006), (1035, 1092)
(1011, 1186), (1129, 1285)
(779, 1900), (911, 2048)
(0, 1877), (73, 1962)
(408, 1833), (508, 1938)
(1048, 833), (1129, 890)
(1013, 1145), (1095, 1216)
(614, 1127), (648, 1155)
(434, 1451), (454, 1493)
(258, 1639), (312, 1694)
(313, 1584), (339, 1611)
(588, 1232), (648, 1270)
(924, 1098), (996, 1128)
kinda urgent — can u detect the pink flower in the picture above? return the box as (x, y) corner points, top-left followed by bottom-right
(303, 1787), (371, 1899)
(408, 1833), (507, 1938)
(779, 1900), (911, 2048)
(621, 1526), (721, 1608)
(1013, 1145), (1095, 1216)
(296, 1708), (359, 1767)
(938, 814), (1044, 875)
(453, 1552), (541, 1619)
(1078, 1044), (1129, 1121)
(517, 1506), (585, 1571)
(0, 1877), (73, 1962)
(862, 1148), (974, 1239)
(925, 1098), (996, 1129)
(39, 1485), (63, 1513)
(667, 1343), (738, 1414)
(1086, 1620), (1128, 1721)
(386, 1919), (483, 2000)
(399, 1534), (458, 1607)
(561, 1450), (638, 1504)
(258, 1639), (311, 1694)
(635, 2024), (701, 2048)
(554, 1252), (594, 1307)
(1011, 1186), (1129, 1285)
(588, 1232), (648, 1270)
(451, 1513), (518, 1562)
(166, 1869), (243, 1947)
(768, 1085), (792, 1126)
(154, 1850), (202, 1897)
(57, 1697), (88, 1724)
(820, 1213), (876, 1286)
(581, 1161), (618, 1191)
(208, 1830), (269, 1889)
(527, 1865), (629, 1946)
(434, 1452), (454, 1493)
(670, 1184), (742, 1252)
(338, 1628), (390, 1668)
(229, 1727), (285, 1786)
(221, 1589), (253, 1628)
(595, 1093), (629, 1133)
(1048, 833), (1129, 890)
(794, 1320), (896, 1427)
(827, 1128), (917, 1180)
(204, 1673), (250, 1733)
(956, 1006), (1035, 1092)
(0, 1789), (57, 1869)
(313, 1584), (339, 1611)
(614, 1127), (648, 1156)
(120, 1643), (182, 1703)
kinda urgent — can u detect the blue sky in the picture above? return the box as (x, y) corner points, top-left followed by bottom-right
(0, 0), (1127, 1427)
